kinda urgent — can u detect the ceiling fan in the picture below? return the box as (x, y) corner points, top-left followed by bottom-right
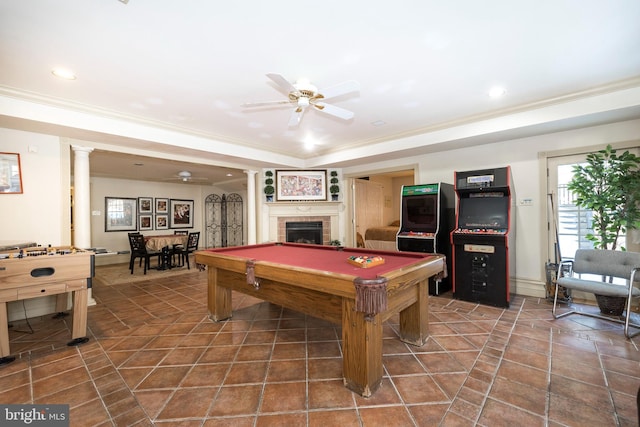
(242, 73), (360, 127)
(163, 171), (209, 183)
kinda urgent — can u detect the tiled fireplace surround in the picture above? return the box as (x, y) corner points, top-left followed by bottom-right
(266, 202), (340, 245)
(278, 216), (331, 244)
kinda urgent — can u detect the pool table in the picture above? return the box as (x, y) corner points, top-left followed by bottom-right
(194, 242), (445, 397)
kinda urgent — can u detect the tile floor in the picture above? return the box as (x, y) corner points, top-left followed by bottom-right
(1, 266), (639, 426)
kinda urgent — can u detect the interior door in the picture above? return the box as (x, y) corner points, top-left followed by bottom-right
(354, 179), (384, 245)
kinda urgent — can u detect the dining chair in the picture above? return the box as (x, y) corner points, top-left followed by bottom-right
(128, 233), (161, 274)
(175, 231), (200, 269)
(172, 230), (189, 264)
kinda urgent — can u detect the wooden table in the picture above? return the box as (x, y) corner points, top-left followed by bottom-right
(144, 235), (187, 251)
(145, 235), (187, 269)
(0, 249), (93, 364)
(195, 242), (445, 397)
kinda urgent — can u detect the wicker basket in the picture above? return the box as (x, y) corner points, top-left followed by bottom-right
(595, 294), (626, 316)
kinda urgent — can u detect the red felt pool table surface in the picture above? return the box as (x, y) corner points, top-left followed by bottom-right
(199, 242), (436, 279)
(195, 242), (446, 397)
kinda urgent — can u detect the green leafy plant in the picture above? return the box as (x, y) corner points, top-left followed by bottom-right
(567, 144), (640, 250)
(329, 239), (342, 246)
(264, 170), (275, 198)
(329, 171), (339, 197)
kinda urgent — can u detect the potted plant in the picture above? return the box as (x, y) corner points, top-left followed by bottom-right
(264, 170), (275, 202)
(329, 171), (340, 201)
(567, 144), (640, 313)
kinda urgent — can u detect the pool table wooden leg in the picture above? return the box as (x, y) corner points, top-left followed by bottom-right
(208, 267), (232, 321)
(341, 297), (383, 397)
(398, 278), (430, 346)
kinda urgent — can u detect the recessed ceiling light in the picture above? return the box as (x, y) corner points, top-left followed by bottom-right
(371, 120), (386, 127)
(226, 173), (233, 177)
(51, 68), (76, 80)
(488, 86), (506, 98)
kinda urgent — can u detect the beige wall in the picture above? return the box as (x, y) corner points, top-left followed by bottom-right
(0, 128), (70, 246)
(344, 118), (640, 297)
(2, 118), (640, 302)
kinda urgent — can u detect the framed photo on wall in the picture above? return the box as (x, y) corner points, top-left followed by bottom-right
(170, 199), (194, 228)
(138, 197), (153, 214)
(155, 214), (169, 230)
(155, 198), (168, 214)
(139, 214), (153, 231)
(0, 152), (23, 194)
(276, 170), (327, 201)
(105, 197), (137, 232)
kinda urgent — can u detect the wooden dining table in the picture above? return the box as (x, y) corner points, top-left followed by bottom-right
(144, 235), (187, 269)
(144, 235), (187, 251)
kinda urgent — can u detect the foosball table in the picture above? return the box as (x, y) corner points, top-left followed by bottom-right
(0, 247), (94, 364)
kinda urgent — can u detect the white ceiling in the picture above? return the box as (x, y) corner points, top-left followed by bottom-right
(1, 0), (640, 190)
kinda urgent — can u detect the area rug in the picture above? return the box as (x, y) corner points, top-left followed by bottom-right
(95, 256), (201, 286)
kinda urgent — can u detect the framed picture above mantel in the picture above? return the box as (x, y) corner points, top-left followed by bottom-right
(276, 170), (327, 201)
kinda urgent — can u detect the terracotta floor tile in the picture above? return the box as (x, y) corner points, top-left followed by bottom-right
(134, 389), (173, 419)
(181, 363), (230, 387)
(496, 359), (548, 390)
(353, 378), (401, 406)
(489, 376), (547, 415)
(308, 379), (356, 409)
(393, 375), (449, 404)
(308, 357), (342, 380)
(34, 380), (99, 408)
(157, 387), (219, 420)
(478, 398), (545, 426)
(135, 365), (191, 390)
(308, 409), (361, 427)
(548, 394), (617, 426)
(416, 352), (467, 373)
(224, 361), (268, 385)
(260, 381), (307, 412)
(208, 384), (262, 417)
(271, 342), (306, 359)
(3, 268), (638, 425)
(32, 366), (91, 399)
(266, 359), (306, 382)
(549, 374), (613, 410)
(358, 405), (415, 426)
(383, 354), (427, 375)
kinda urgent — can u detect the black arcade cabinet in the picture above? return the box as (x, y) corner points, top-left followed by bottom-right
(450, 167), (515, 308)
(397, 183), (455, 295)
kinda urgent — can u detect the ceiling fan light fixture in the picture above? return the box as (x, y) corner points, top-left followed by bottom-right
(298, 97), (310, 108)
(178, 170), (192, 181)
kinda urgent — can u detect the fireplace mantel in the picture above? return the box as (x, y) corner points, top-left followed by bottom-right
(264, 202), (341, 244)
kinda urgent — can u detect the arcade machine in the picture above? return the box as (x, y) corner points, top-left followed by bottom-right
(450, 167), (515, 308)
(396, 183), (455, 295)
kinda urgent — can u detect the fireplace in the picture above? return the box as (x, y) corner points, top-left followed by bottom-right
(286, 221), (323, 245)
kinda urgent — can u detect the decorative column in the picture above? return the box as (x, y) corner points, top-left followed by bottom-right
(71, 145), (96, 306)
(244, 170), (257, 244)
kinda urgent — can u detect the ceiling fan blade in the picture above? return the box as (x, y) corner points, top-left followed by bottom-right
(241, 100), (293, 108)
(288, 107), (306, 127)
(318, 80), (360, 100)
(314, 102), (354, 120)
(266, 73), (297, 94)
